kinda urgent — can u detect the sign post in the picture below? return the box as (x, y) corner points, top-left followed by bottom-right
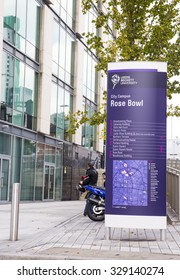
(105, 62), (167, 240)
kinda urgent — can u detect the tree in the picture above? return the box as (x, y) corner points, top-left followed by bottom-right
(67, 0), (180, 134)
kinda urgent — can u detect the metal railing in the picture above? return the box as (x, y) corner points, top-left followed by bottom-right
(166, 164), (180, 221)
(167, 159), (180, 170)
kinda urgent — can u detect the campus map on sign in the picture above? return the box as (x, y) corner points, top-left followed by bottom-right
(112, 160), (148, 207)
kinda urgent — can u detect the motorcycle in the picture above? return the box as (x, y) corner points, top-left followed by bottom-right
(76, 178), (105, 222)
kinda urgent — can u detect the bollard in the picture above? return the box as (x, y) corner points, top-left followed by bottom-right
(10, 183), (20, 241)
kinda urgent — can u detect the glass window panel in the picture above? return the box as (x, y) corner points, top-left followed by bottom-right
(89, 12), (93, 33)
(0, 159), (9, 200)
(58, 66), (65, 81)
(65, 72), (71, 85)
(24, 66), (35, 116)
(50, 83), (58, 126)
(44, 165), (49, 199)
(60, 8), (66, 22)
(53, 0), (60, 16)
(52, 62), (58, 76)
(83, 85), (87, 97)
(48, 166), (54, 199)
(83, 51), (97, 103)
(24, 66), (38, 130)
(66, 15), (72, 28)
(0, 133), (11, 155)
(45, 145), (55, 163)
(3, 0), (16, 20)
(69, 93), (73, 111)
(67, 0), (73, 16)
(52, 20), (74, 85)
(50, 83), (58, 138)
(64, 91), (70, 116)
(14, 59), (25, 112)
(3, 0), (16, 19)
(65, 34), (74, 85)
(59, 27), (66, 69)
(64, 92), (72, 141)
(55, 146), (63, 200)
(56, 127), (64, 140)
(87, 88), (91, 100)
(92, 10), (97, 35)
(1, 52), (14, 109)
(52, 20), (59, 63)
(66, 0), (75, 27)
(61, 0), (67, 9)
(50, 82), (73, 141)
(16, 34), (25, 53)
(35, 143), (44, 200)
(12, 109), (23, 126)
(83, 13), (89, 35)
(92, 60), (96, 92)
(26, 0), (40, 60)
(83, 52), (87, 90)
(3, 0), (16, 44)
(60, 0), (67, 22)
(31, 72), (38, 130)
(26, 0), (40, 46)
(16, 0), (27, 38)
(66, 34), (71, 73)
(34, 72), (38, 116)
(26, 41), (36, 61)
(57, 87), (64, 130)
(87, 55), (92, 90)
(81, 99), (97, 150)
(21, 139), (36, 200)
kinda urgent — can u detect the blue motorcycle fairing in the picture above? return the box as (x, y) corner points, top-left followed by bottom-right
(83, 184), (105, 216)
(84, 185), (105, 199)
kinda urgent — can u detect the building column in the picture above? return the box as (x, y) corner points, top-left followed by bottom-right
(72, 0), (85, 145)
(0, 0), (4, 94)
(37, 4), (53, 135)
(73, 40), (84, 145)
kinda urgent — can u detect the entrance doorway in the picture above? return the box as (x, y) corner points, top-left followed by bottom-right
(0, 156), (10, 202)
(43, 164), (55, 200)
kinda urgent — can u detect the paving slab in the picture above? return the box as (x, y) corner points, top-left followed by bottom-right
(0, 201), (180, 260)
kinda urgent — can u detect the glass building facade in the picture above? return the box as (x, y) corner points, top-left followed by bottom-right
(0, 0), (104, 202)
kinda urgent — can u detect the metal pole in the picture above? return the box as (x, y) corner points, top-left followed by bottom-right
(160, 229), (166, 241)
(105, 227), (111, 240)
(10, 183), (20, 241)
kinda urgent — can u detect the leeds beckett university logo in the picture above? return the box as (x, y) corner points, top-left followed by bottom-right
(111, 74), (138, 89)
(111, 74), (120, 89)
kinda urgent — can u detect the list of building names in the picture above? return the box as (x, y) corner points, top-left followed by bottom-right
(109, 119), (164, 159)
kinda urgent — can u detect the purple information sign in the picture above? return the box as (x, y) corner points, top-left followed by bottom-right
(106, 65), (167, 220)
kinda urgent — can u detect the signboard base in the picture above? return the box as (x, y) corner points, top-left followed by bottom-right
(105, 214), (166, 229)
(105, 215), (166, 241)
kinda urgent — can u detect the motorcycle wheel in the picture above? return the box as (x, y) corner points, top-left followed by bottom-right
(87, 201), (105, 222)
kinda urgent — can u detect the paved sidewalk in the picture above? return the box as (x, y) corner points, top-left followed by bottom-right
(0, 201), (180, 260)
